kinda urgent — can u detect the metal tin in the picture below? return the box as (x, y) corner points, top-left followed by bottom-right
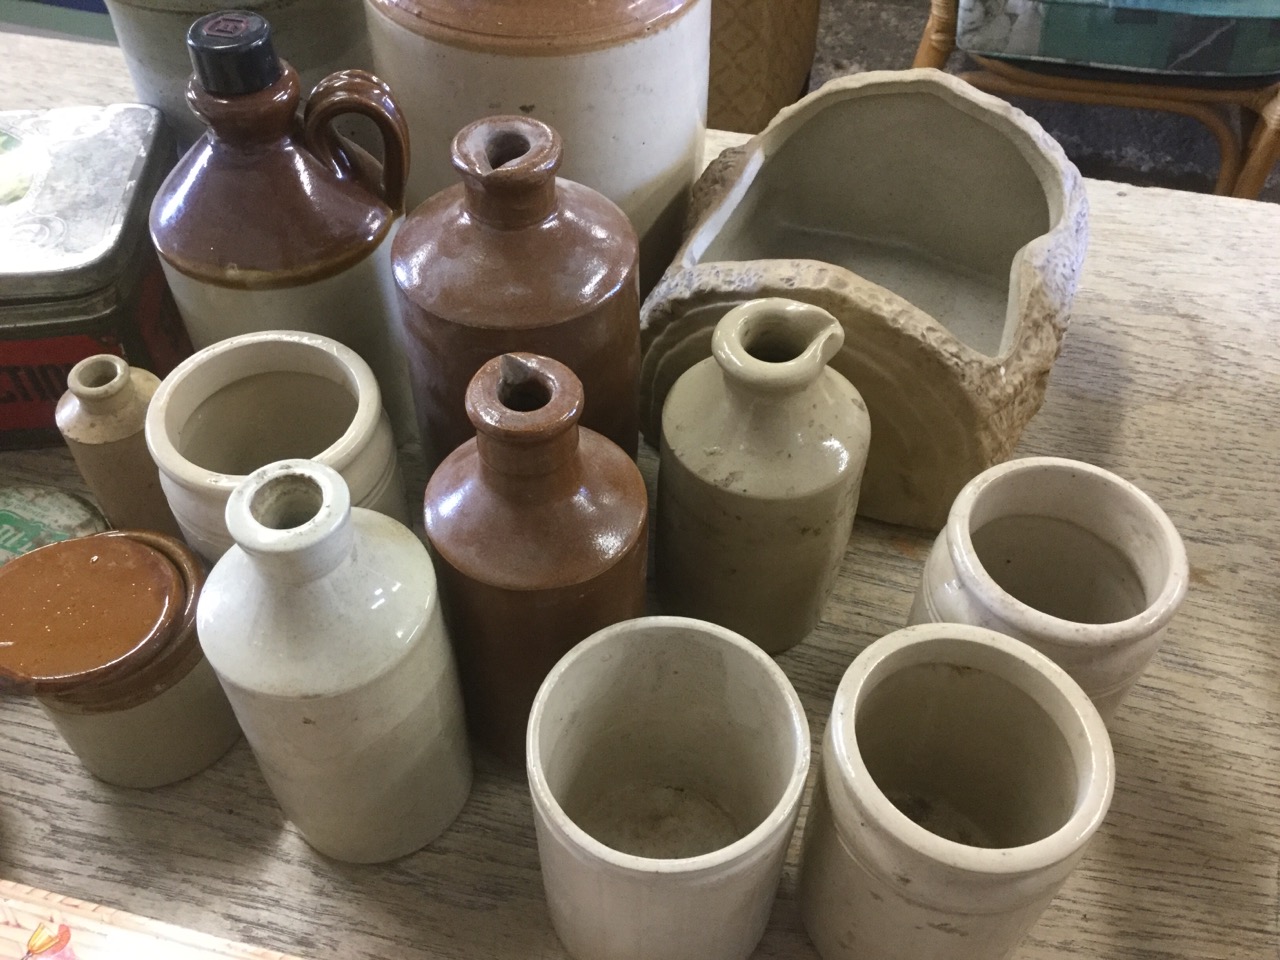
(0, 484), (109, 566)
(0, 104), (192, 448)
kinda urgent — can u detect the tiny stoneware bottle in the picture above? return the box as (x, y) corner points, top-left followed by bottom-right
(423, 353), (648, 762)
(656, 298), (870, 654)
(149, 11), (419, 447)
(797, 623), (1114, 960)
(393, 115), (641, 469)
(0, 529), (240, 789)
(145, 330), (406, 563)
(908, 456), (1189, 722)
(198, 459), (472, 863)
(55, 354), (183, 539)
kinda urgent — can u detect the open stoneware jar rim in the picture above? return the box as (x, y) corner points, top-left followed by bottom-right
(526, 615), (810, 878)
(947, 456), (1189, 646)
(144, 330), (382, 494)
(828, 622), (1114, 877)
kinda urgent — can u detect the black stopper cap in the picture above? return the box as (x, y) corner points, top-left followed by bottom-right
(187, 10), (282, 97)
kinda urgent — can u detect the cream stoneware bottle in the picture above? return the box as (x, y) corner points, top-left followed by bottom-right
(197, 459), (472, 863)
(656, 298), (870, 653)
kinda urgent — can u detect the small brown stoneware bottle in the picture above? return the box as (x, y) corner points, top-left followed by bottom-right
(423, 352), (648, 762)
(392, 115), (641, 468)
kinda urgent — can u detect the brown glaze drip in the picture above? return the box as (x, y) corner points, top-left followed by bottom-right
(393, 115), (640, 467)
(0, 535), (181, 689)
(423, 353), (648, 761)
(150, 63), (406, 290)
(368, 0), (702, 56)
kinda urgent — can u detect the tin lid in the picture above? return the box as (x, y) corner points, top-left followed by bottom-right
(0, 104), (167, 303)
(0, 534), (183, 692)
(0, 484), (109, 566)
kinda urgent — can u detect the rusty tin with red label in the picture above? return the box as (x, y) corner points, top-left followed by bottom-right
(0, 104), (192, 448)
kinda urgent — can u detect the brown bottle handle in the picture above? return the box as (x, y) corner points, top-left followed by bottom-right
(302, 70), (410, 212)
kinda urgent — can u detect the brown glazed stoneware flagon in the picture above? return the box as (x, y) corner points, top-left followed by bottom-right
(423, 353), (648, 762)
(393, 115), (641, 468)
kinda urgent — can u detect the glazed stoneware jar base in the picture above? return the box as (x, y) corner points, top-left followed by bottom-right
(527, 616), (809, 960)
(909, 456), (1189, 722)
(145, 330), (406, 562)
(641, 69), (1089, 529)
(798, 623), (1113, 960)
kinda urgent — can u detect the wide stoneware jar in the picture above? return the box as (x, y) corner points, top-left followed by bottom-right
(198, 460), (472, 863)
(657, 298), (869, 654)
(364, 0), (711, 291)
(393, 115), (640, 468)
(0, 529), (240, 789)
(423, 353), (648, 763)
(150, 12), (418, 445)
(145, 330), (406, 562)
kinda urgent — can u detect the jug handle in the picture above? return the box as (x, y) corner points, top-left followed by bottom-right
(302, 70), (410, 212)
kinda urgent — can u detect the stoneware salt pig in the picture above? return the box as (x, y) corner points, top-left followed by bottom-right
(56, 354), (183, 539)
(364, 0), (710, 291)
(198, 460), (472, 863)
(424, 353), (648, 762)
(0, 529), (240, 788)
(527, 615), (810, 960)
(909, 456), (1189, 722)
(392, 115), (640, 469)
(145, 330), (406, 563)
(657, 298), (869, 653)
(149, 11), (419, 447)
(798, 622), (1114, 960)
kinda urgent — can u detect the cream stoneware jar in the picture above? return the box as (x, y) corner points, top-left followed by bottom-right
(657, 298), (869, 654)
(526, 615), (809, 960)
(798, 622), (1114, 960)
(363, 0), (711, 291)
(198, 460), (472, 863)
(909, 455), (1188, 721)
(145, 330), (406, 562)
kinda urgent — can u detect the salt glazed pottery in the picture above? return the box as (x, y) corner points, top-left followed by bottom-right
(909, 456), (1189, 722)
(105, 0), (371, 148)
(798, 622), (1113, 960)
(0, 530), (240, 788)
(641, 68), (1090, 529)
(56, 354), (183, 539)
(527, 616), (810, 960)
(424, 353), (648, 762)
(364, 0), (710, 290)
(149, 12), (418, 446)
(393, 115), (641, 468)
(708, 0), (818, 133)
(198, 460), (471, 863)
(145, 330), (406, 562)
(657, 298), (869, 653)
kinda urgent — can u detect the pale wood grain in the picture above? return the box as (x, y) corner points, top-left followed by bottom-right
(1, 34), (1278, 960)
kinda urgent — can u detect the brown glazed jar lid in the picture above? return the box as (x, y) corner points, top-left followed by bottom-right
(0, 534), (183, 693)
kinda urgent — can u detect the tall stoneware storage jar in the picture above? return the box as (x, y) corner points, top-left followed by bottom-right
(364, 0), (711, 291)
(150, 12), (419, 447)
(105, 0), (372, 148)
(393, 115), (640, 468)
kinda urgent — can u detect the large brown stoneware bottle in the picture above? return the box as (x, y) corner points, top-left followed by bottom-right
(392, 115), (641, 468)
(423, 352), (648, 762)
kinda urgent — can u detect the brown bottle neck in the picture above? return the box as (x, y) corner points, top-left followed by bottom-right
(187, 63), (300, 146)
(452, 115), (563, 229)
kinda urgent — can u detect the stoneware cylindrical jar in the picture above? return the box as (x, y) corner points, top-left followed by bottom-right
(393, 115), (640, 469)
(56, 354), (184, 539)
(364, 0), (711, 291)
(527, 615), (810, 960)
(198, 460), (472, 862)
(145, 330), (406, 562)
(150, 13), (418, 446)
(105, 0), (371, 148)
(0, 530), (240, 788)
(424, 353), (648, 762)
(657, 298), (870, 654)
(909, 456), (1189, 722)
(798, 622), (1114, 960)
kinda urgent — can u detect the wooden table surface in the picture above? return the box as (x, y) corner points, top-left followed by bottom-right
(2, 31), (1279, 960)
